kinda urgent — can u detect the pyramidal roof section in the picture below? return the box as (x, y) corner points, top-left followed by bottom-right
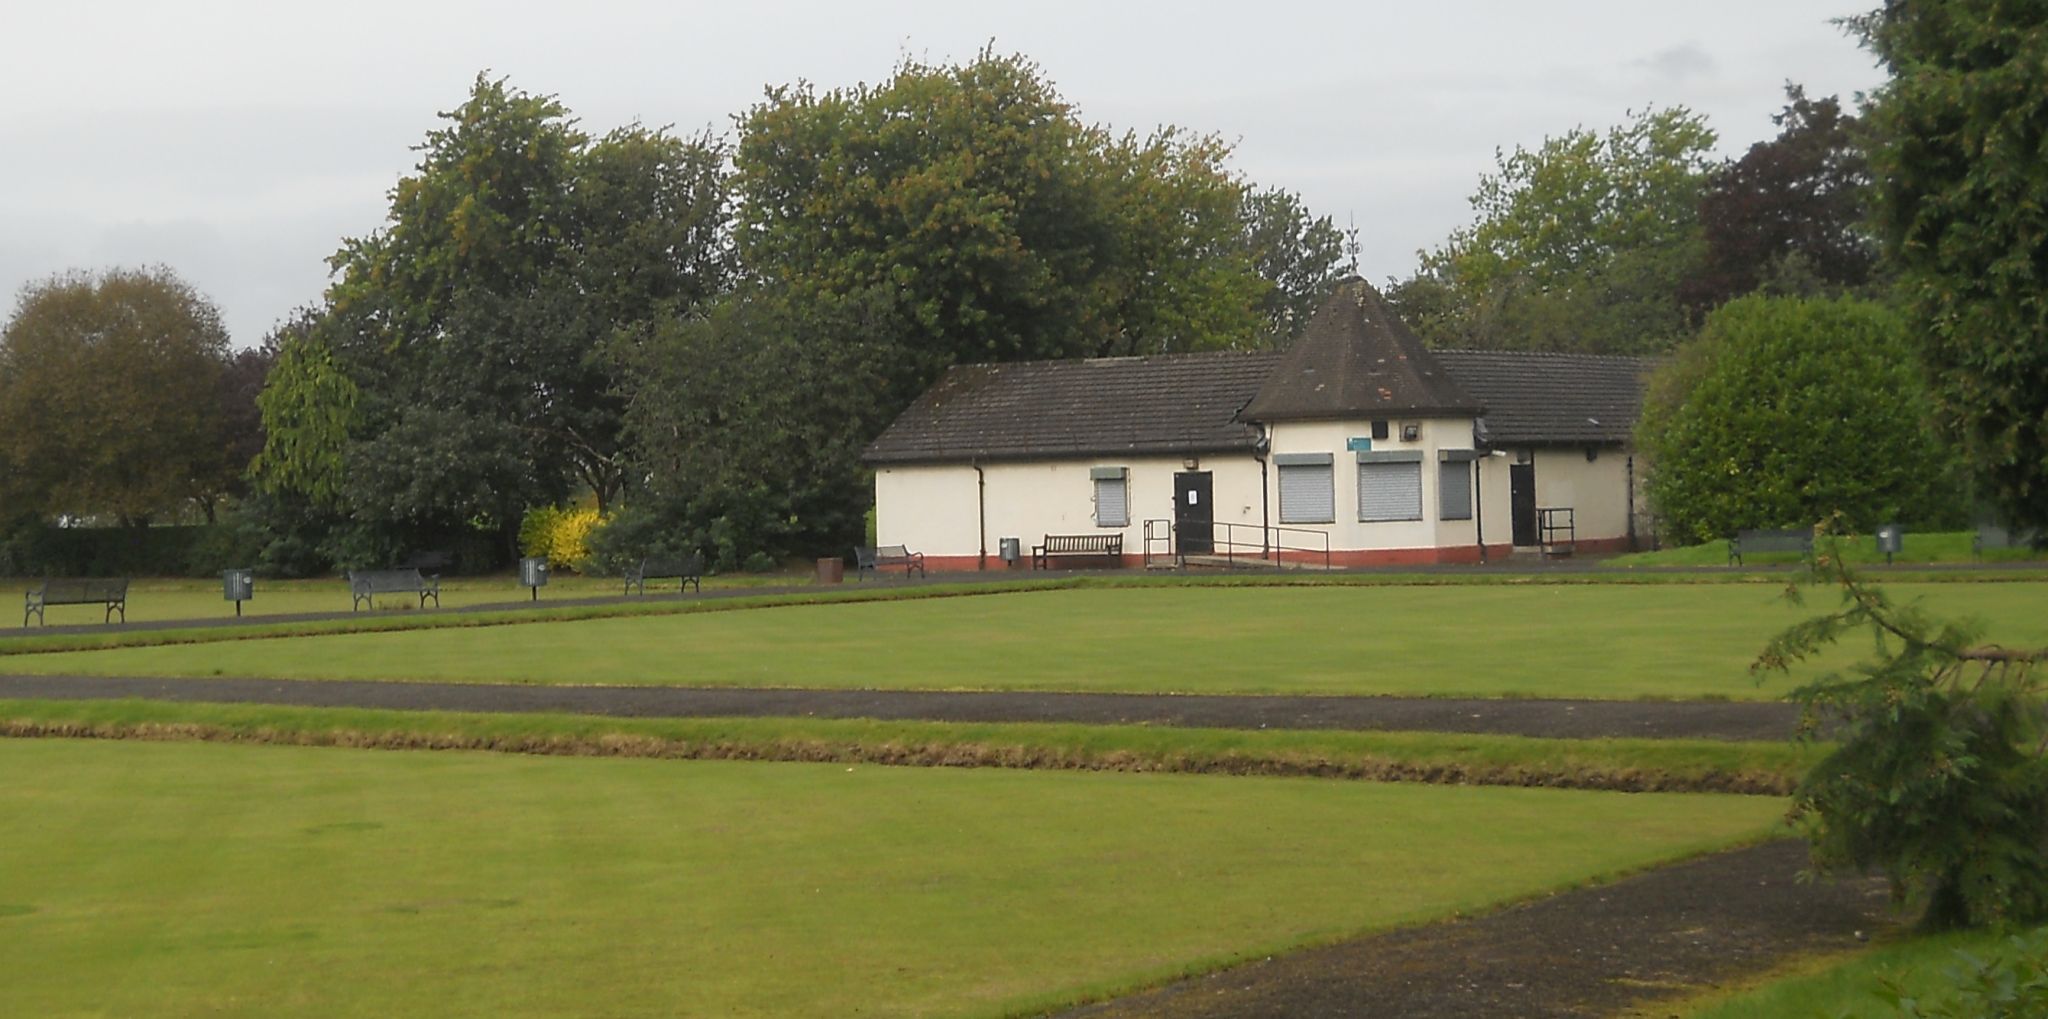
(1240, 277), (1481, 422)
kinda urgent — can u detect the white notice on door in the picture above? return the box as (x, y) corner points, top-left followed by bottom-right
(1188, 491), (1198, 505)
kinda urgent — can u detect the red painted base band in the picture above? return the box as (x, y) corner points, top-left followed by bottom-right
(899, 536), (1636, 574)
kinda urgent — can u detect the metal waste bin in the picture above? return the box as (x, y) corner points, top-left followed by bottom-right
(519, 556), (549, 600)
(999, 537), (1021, 565)
(816, 556), (845, 584)
(1876, 524), (1904, 565)
(222, 568), (254, 617)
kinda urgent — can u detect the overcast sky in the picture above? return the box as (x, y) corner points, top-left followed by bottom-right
(1, 1), (1885, 347)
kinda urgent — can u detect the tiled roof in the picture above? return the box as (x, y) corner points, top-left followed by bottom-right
(861, 350), (1280, 465)
(1435, 349), (1651, 445)
(1239, 279), (1480, 421)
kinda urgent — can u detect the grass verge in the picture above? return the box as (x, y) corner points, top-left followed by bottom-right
(1675, 926), (2047, 1017)
(0, 738), (1784, 1018)
(0, 698), (1819, 794)
(8, 582), (2045, 702)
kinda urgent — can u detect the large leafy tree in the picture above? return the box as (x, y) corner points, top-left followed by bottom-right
(1396, 107), (1717, 354)
(261, 75), (733, 555)
(0, 267), (238, 525)
(606, 283), (905, 566)
(1239, 186), (1357, 345)
(1856, 2), (2048, 534)
(1687, 86), (1879, 312)
(1638, 295), (1961, 544)
(734, 49), (1269, 378)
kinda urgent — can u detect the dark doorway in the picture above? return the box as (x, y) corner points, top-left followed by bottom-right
(1174, 471), (1214, 555)
(1510, 461), (1538, 547)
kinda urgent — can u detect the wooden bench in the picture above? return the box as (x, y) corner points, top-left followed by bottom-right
(853, 545), (926, 580)
(624, 553), (703, 595)
(347, 568), (441, 612)
(23, 577), (129, 627)
(1032, 533), (1123, 570)
(1727, 528), (1812, 566)
(1974, 524), (2040, 559)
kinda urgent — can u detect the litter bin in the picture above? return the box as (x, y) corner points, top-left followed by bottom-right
(519, 557), (550, 600)
(222, 568), (254, 617)
(999, 537), (1021, 566)
(816, 556), (845, 584)
(1876, 524), (1904, 565)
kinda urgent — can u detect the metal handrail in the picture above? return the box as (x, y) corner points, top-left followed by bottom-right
(1538, 506), (1576, 559)
(1145, 519), (1333, 571)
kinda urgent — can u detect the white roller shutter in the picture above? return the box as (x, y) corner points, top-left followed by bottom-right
(1094, 474), (1129, 527)
(1278, 463), (1334, 523)
(1358, 461), (1423, 522)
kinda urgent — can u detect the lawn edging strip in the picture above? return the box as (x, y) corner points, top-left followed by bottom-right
(0, 698), (1818, 794)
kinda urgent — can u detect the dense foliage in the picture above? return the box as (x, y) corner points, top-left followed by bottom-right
(1758, 547), (2048, 931)
(0, 268), (246, 525)
(1394, 106), (1717, 354)
(1688, 86), (1879, 312)
(1857, 2), (2048, 536)
(1638, 295), (1962, 543)
(252, 76), (734, 566)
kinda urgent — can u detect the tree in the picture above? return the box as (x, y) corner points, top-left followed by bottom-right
(1239, 186), (1357, 345)
(1397, 107), (1717, 354)
(1856, 3), (2048, 535)
(605, 283), (906, 567)
(0, 267), (237, 525)
(734, 49), (1270, 376)
(1758, 547), (2048, 930)
(262, 75), (733, 557)
(1637, 295), (1962, 544)
(1687, 85), (1879, 313)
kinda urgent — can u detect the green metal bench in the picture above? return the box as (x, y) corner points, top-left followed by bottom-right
(23, 577), (129, 627)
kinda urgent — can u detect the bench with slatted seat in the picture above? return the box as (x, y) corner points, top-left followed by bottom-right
(346, 568), (441, 612)
(1974, 524), (2040, 560)
(1032, 533), (1123, 570)
(853, 544), (925, 580)
(1727, 528), (1812, 566)
(23, 578), (129, 627)
(624, 553), (703, 595)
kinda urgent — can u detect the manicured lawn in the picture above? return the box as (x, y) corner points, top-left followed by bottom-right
(1611, 529), (2046, 567)
(0, 739), (1779, 1018)
(9, 571), (811, 626)
(1680, 927), (2047, 1018)
(7, 583), (2046, 700)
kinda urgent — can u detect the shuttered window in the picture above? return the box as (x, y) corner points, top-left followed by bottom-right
(1439, 460), (1473, 520)
(1276, 454), (1334, 523)
(1358, 461), (1422, 522)
(1091, 467), (1129, 527)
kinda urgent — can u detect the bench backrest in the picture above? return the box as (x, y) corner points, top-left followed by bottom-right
(1735, 529), (1811, 551)
(1043, 534), (1121, 553)
(637, 553), (703, 578)
(35, 578), (128, 603)
(1978, 524), (2039, 550)
(853, 546), (878, 569)
(349, 569), (427, 594)
(876, 545), (913, 560)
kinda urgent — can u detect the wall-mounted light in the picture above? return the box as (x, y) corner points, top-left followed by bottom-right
(1183, 456), (1200, 470)
(1400, 423), (1420, 442)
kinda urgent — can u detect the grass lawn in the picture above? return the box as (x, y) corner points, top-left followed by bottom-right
(7, 582), (2046, 701)
(1679, 927), (2048, 1018)
(0, 738), (1780, 1018)
(9, 571), (814, 626)
(1612, 529), (2047, 568)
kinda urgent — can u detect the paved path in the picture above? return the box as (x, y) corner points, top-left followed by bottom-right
(1053, 840), (1894, 1018)
(0, 675), (1802, 741)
